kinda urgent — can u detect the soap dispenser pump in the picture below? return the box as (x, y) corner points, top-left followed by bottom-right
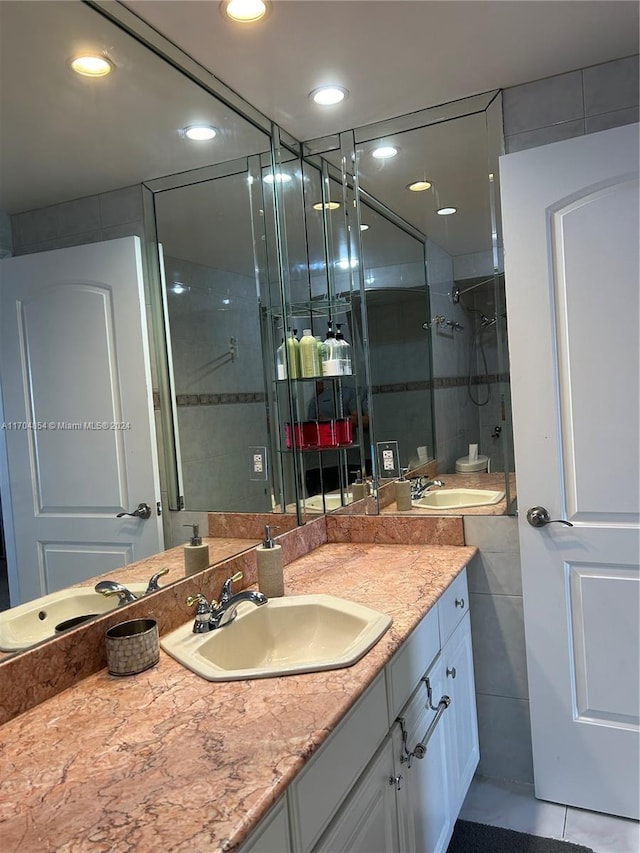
(396, 468), (413, 511)
(183, 523), (210, 577)
(256, 525), (284, 597)
(351, 470), (368, 501)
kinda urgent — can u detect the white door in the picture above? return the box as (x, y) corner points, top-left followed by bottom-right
(0, 237), (163, 604)
(500, 123), (639, 818)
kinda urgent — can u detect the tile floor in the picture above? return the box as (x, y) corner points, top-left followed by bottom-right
(459, 776), (640, 853)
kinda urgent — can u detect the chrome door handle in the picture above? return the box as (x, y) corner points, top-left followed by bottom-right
(526, 506), (573, 528)
(116, 502), (152, 520)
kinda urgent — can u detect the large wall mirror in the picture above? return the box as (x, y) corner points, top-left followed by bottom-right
(308, 92), (516, 515)
(0, 1), (515, 661)
(0, 0), (299, 649)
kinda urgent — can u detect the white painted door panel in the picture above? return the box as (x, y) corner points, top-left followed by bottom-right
(500, 123), (639, 818)
(0, 237), (163, 603)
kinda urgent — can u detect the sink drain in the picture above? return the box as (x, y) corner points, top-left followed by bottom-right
(55, 614), (98, 633)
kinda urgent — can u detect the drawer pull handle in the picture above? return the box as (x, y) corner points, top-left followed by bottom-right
(446, 666), (457, 679)
(455, 597), (465, 609)
(388, 774), (404, 791)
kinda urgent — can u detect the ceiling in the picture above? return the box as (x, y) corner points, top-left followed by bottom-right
(0, 1), (637, 274)
(124, 0), (639, 142)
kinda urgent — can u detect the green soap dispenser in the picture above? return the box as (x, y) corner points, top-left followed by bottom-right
(256, 525), (284, 597)
(183, 523), (210, 576)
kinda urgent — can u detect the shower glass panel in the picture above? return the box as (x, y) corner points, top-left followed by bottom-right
(153, 158), (279, 512)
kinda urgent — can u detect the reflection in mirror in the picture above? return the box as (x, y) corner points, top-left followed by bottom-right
(335, 94), (515, 514)
(265, 149), (370, 517)
(152, 161), (276, 512)
(0, 2), (281, 644)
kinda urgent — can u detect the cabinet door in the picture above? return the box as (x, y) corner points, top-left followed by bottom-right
(393, 656), (453, 853)
(313, 739), (399, 853)
(442, 611), (479, 815)
(240, 797), (291, 853)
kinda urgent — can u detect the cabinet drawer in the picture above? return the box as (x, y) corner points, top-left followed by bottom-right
(438, 569), (468, 647)
(290, 671), (388, 853)
(386, 605), (440, 723)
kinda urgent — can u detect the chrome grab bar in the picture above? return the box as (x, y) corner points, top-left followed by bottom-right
(412, 696), (450, 760)
(397, 676), (451, 767)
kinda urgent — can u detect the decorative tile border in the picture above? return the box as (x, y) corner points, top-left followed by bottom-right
(152, 376), (510, 409)
(176, 392), (267, 406)
(372, 373), (510, 394)
(153, 391), (266, 409)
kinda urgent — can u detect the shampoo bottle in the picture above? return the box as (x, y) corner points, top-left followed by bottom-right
(300, 328), (321, 378)
(335, 324), (353, 376)
(286, 329), (301, 379)
(321, 322), (340, 377)
(276, 338), (287, 380)
(183, 523), (210, 576)
(256, 525), (284, 597)
(395, 468), (412, 511)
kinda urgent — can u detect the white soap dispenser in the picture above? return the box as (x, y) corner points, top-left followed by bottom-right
(256, 525), (284, 597)
(183, 523), (210, 577)
(395, 468), (412, 511)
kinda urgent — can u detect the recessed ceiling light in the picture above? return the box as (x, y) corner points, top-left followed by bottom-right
(69, 55), (114, 77)
(437, 207), (457, 216)
(312, 201), (340, 210)
(263, 172), (292, 184)
(221, 0), (269, 22)
(371, 146), (398, 160)
(407, 180), (432, 192)
(360, 224), (369, 231)
(183, 125), (217, 141)
(310, 86), (348, 106)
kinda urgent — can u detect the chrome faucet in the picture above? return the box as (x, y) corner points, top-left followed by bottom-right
(145, 567), (170, 594)
(410, 477), (445, 499)
(186, 571), (268, 632)
(95, 568), (170, 605)
(94, 580), (138, 605)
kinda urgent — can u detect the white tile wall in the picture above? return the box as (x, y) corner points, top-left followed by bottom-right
(464, 515), (533, 783)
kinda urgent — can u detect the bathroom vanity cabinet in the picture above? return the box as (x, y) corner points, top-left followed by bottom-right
(242, 569), (478, 853)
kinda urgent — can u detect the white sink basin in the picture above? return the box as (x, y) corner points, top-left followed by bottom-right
(0, 583), (149, 651)
(301, 493), (353, 512)
(413, 488), (505, 510)
(160, 594), (392, 681)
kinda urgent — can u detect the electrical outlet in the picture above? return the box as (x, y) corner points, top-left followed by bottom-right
(376, 440), (400, 479)
(249, 446), (268, 481)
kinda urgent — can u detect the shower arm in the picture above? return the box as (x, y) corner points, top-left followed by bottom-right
(451, 276), (500, 304)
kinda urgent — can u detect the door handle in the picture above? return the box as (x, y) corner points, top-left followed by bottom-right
(116, 502), (152, 520)
(526, 506), (573, 528)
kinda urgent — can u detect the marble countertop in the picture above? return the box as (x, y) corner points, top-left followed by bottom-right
(0, 540), (475, 853)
